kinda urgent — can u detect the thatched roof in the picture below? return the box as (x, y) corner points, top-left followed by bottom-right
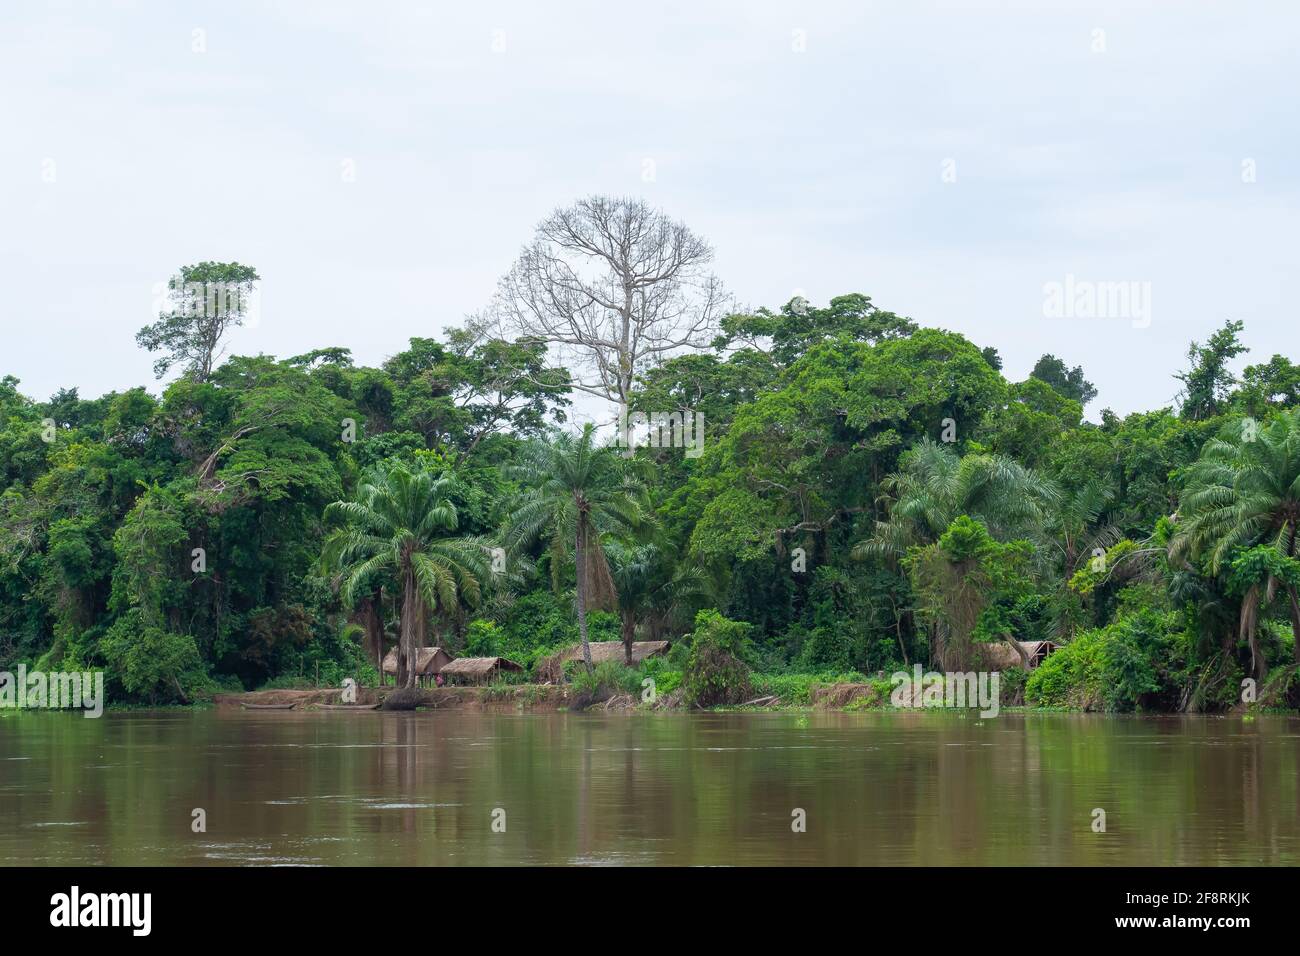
(535, 640), (670, 682)
(440, 656), (524, 677)
(381, 647), (454, 676)
(978, 640), (1060, 670)
(576, 640), (669, 663)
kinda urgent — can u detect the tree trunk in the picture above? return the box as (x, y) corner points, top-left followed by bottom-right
(350, 588), (385, 686)
(622, 610), (636, 665)
(1287, 523), (1300, 666)
(1287, 584), (1300, 667)
(1005, 637), (1031, 669)
(575, 522), (593, 671)
(399, 564), (420, 689)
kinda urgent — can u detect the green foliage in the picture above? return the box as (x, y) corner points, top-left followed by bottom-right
(101, 610), (205, 703)
(6, 283), (1300, 713)
(683, 610), (754, 707)
(638, 656), (682, 697)
(135, 262), (261, 380)
(1176, 319), (1248, 421)
(568, 660), (644, 697)
(1029, 354), (1097, 407)
(1226, 545), (1300, 596)
(1026, 608), (1180, 712)
(751, 670), (871, 706)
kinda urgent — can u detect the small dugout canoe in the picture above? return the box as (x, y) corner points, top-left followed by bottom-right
(241, 702), (298, 710)
(316, 703), (380, 711)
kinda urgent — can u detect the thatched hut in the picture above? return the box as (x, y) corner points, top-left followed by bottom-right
(535, 640), (671, 683)
(440, 656), (524, 685)
(381, 647), (454, 686)
(978, 640), (1060, 670)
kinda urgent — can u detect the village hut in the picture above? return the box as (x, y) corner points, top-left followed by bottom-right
(439, 656), (525, 686)
(978, 640), (1060, 670)
(535, 640), (671, 683)
(381, 647), (454, 687)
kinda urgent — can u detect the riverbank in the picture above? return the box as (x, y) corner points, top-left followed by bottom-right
(214, 683), (768, 712)
(213, 684), (577, 712)
(210, 679), (1281, 714)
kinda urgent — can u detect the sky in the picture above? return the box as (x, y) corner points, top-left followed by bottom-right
(2, 0), (1297, 422)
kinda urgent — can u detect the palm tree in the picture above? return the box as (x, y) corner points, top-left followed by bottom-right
(1043, 477), (1121, 579)
(1040, 476), (1122, 639)
(1172, 409), (1300, 669)
(855, 439), (1058, 560)
(323, 462), (492, 689)
(605, 542), (709, 664)
(505, 425), (651, 670)
(854, 441), (1056, 670)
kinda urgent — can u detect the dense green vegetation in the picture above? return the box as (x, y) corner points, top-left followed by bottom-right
(5, 255), (1300, 711)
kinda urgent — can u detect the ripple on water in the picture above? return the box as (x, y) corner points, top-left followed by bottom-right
(26, 821), (89, 828)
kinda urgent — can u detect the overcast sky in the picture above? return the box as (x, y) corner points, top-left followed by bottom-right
(2, 0), (1297, 421)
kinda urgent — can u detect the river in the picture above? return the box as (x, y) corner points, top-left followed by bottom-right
(2, 710), (1297, 865)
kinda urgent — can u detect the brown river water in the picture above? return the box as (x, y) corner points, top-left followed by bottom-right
(2, 710), (1297, 865)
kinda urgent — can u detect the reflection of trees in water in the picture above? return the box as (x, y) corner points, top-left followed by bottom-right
(10, 712), (1300, 865)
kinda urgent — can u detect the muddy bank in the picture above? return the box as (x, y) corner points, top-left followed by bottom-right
(215, 683), (851, 713)
(809, 682), (889, 710)
(213, 684), (583, 712)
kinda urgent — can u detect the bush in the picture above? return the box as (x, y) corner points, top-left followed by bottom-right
(568, 660), (642, 697)
(101, 610), (205, 704)
(751, 670), (869, 706)
(637, 657), (682, 698)
(795, 625), (861, 672)
(1026, 607), (1177, 711)
(683, 610), (753, 707)
(481, 592), (621, 670)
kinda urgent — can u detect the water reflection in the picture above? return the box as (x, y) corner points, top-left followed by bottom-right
(1, 710), (1297, 865)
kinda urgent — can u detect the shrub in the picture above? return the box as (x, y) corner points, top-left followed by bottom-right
(1025, 607), (1177, 711)
(751, 670), (869, 706)
(101, 610), (205, 704)
(569, 660), (641, 697)
(637, 657), (682, 698)
(683, 610), (753, 707)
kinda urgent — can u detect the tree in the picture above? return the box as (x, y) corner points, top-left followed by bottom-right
(505, 425), (651, 669)
(490, 196), (727, 408)
(1175, 319), (1248, 420)
(713, 293), (916, 368)
(1172, 409), (1300, 666)
(856, 439), (1058, 560)
(323, 462), (491, 688)
(137, 262), (260, 381)
(905, 515), (1035, 671)
(682, 609), (753, 707)
(984, 377), (1083, 468)
(605, 542), (708, 663)
(382, 326), (571, 457)
(1030, 354), (1097, 407)
(688, 328), (1008, 566)
(1234, 354), (1300, 418)
(1043, 476), (1121, 582)
(102, 610), (204, 704)
(1041, 477), (1121, 639)
(1225, 545), (1300, 679)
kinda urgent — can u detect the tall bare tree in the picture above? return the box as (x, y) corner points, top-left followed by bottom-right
(491, 196), (726, 407)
